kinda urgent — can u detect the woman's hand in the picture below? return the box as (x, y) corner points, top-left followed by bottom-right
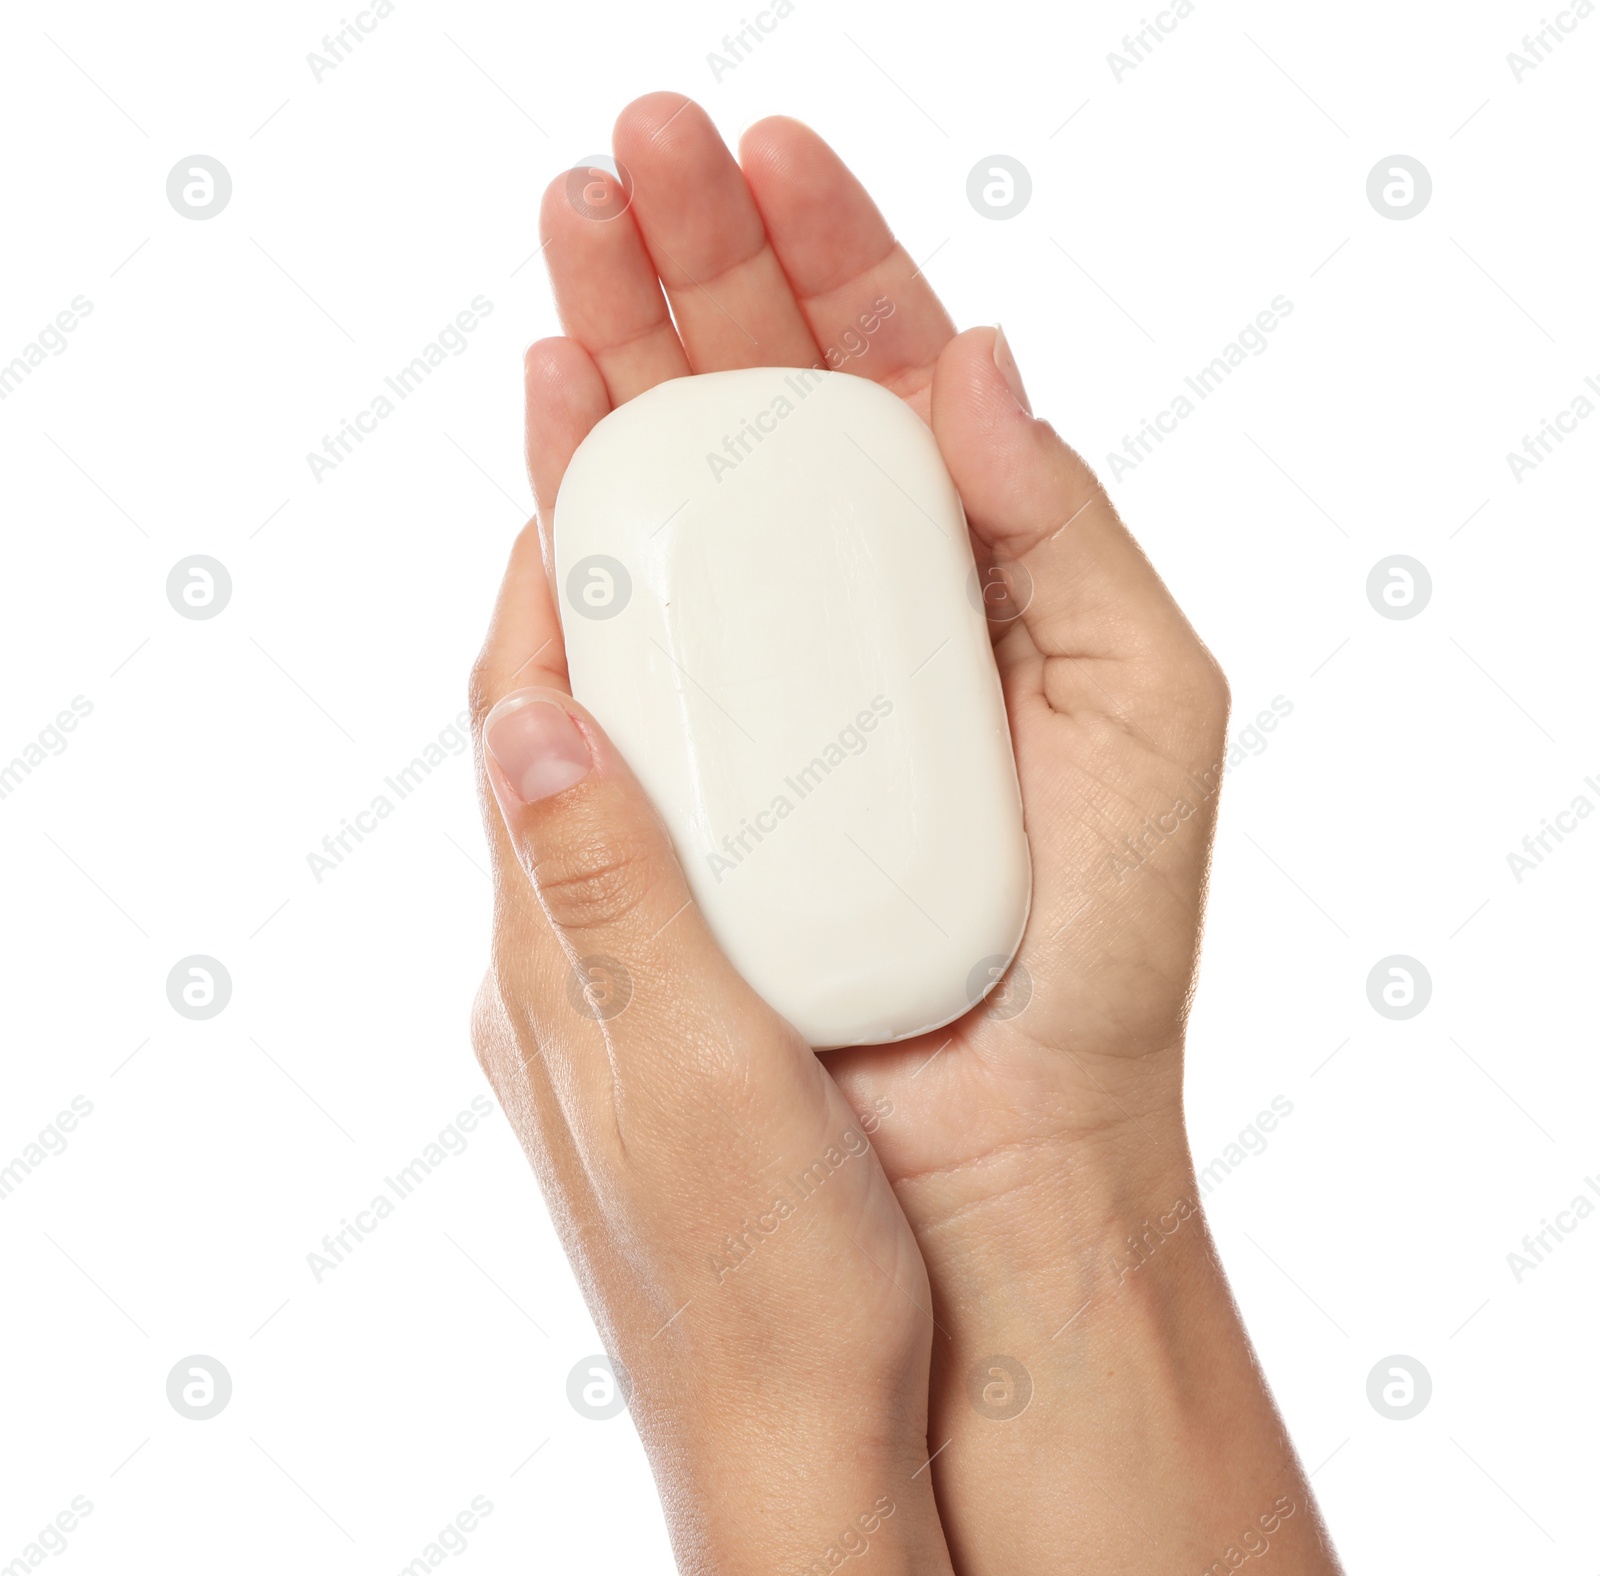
(470, 634), (957, 1572)
(473, 91), (1343, 1574)
(469, 391), (963, 1573)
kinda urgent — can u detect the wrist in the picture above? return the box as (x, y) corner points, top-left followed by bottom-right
(646, 1423), (955, 1575)
(896, 1063), (1196, 1303)
(918, 1159), (1335, 1574)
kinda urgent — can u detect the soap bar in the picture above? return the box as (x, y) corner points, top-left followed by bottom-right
(554, 367), (1030, 1048)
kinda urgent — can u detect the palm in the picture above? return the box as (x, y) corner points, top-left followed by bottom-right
(830, 660), (1223, 1187)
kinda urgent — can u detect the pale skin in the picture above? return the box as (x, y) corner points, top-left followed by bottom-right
(470, 92), (1345, 1574)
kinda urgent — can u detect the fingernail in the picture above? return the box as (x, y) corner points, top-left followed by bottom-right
(993, 324), (1032, 415)
(485, 692), (592, 803)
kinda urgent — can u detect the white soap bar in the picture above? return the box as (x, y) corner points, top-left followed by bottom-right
(554, 367), (1030, 1048)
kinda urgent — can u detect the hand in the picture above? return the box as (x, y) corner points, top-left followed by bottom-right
(474, 91), (1343, 1574)
(470, 588), (957, 1575)
(467, 103), (960, 1569)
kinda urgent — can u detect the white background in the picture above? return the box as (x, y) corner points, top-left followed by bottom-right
(2, 0), (1596, 1570)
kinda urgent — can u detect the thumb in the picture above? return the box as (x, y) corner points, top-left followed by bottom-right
(930, 324), (1204, 668)
(479, 687), (767, 1045)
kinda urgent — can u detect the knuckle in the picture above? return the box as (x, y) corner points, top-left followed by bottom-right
(469, 971), (502, 1078)
(1198, 652), (1231, 726)
(477, 953), (548, 1081)
(467, 650), (499, 741)
(1171, 638), (1230, 739)
(470, 968), (529, 1103)
(530, 818), (657, 937)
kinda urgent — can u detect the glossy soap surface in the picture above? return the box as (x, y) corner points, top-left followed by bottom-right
(554, 367), (1030, 1048)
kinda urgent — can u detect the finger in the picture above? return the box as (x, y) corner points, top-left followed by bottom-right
(525, 336), (611, 518)
(612, 93), (821, 371)
(469, 514), (571, 951)
(468, 515), (576, 1036)
(470, 514), (676, 1198)
(473, 521), (570, 718)
(931, 325), (1224, 696)
(540, 173), (690, 404)
(739, 115), (956, 414)
(524, 335), (611, 568)
(468, 529), (605, 1251)
(478, 686), (816, 1109)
